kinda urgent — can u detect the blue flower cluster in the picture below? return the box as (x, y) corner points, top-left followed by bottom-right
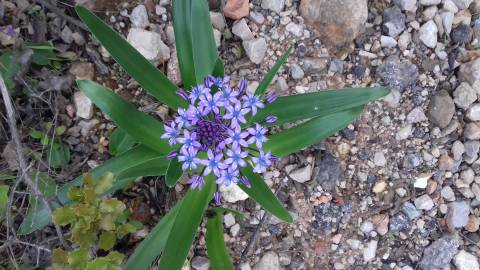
(161, 75), (277, 198)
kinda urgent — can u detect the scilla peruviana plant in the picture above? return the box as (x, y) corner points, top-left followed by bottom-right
(18, 1), (389, 269)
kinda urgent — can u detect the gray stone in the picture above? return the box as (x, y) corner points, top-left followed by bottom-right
(419, 0), (441, 5)
(447, 201), (470, 228)
(459, 58), (480, 86)
(419, 20), (438, 48)
(243, 38), (267, 64)
(414, 194), (434, 210)
(254, 252), (280, 270)
(401, 202), (421, 220)
(250, 12), (265, 24)
(224, 213), (236, 228)
(454, 250), (480, 270)
(213, 29), (221, 48)
(290, 64), (305, 80)
(302, 57), (329, 75)
(276, 77), (289, 93)
(232, 19), (254, 41)
(427, 90), (455, 128)
(452, 0), (474, 9)
(403, 153), (423, 169)
(127, 29), (170, 63)
(363, 240), (378, 262)
(130, 5), (149, 29)
(394, 0), (418, 11)
(73, 91), (94, 119)
(453, 82), (477, 109)
(407, 107), (428, 123)
(191, 256), (210, 270)
(60, 26), (73, 44)
(381, 35), (398, 48)
(377, 55), (418, 92)
(383, 6), (406, 37)
(285, 22), (304, 37)
(467, 103), (480, 121)
(219, 184), (248, 203)
(374, 151), (387, 166)
(261, 0), (285, 13)
(464, 140), (480, 158)
(210, 12), (226, 30)
(464, 122), (480, 140)
(389, 212), (412, 232)
(452, 141), (465, 160)
(315, 153), (344, 192)
(299, 0), (368, 48)
(419, 234), (460, 270)
(396, 125), (412, 140)
(441, 186), (456, 201)
(451, 24), (473, 44)
(69, 62), (95, 80)
(289, 163), (313, 183)
(441, 11), (455, 35)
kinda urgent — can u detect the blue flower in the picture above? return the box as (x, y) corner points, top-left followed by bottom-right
(175, 108), (191, 128)
(247, 123), (268, 148)
(160, 122), (180, 145)
(199, 92), (224, 115)
(224, 146), (248, 170)
(203, 149), (225, 176)
(242, 92), (264, 115)
(189, 85), (210, 103)
(224, 101), (249, 126)
(188, 174), (205, 190)
(251, 151), (272, 174)
(225, 127), (249, 148)
(178, 130), (201, 152)
(178, 148), (201, 171)
(217, 168), (239, 186)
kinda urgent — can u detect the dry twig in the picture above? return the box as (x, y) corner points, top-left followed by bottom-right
(0, 74), (69, 249)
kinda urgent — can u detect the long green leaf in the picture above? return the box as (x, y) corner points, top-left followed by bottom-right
(77, 80), (169, 154)
(254, 46), (293, 96)
(172, 0), (196, 88)
(265, 106), (364, 157)
(191, 0), (219, 84)
(18, 146), (167, 235)
(158, 176), (216, 270)
(239, 167), (292, 223)
(206, 213), (234, 270)
(165, 158), (183, 187)
(109, 127), (136, 156)
(212, 58), (225, 77)
(75, 6), (186, 109)
(253, 87), (389, 126)
(124, 201), (183, 270)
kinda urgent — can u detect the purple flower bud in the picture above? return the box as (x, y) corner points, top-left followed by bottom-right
(269, 154), (279, 163)
(167, 151), (178, 160)
(265, 115), (277, 124)
(240, 175), (251, 188)
(204, 75), (215, 88)
(214, 191), (221, 205)
(176, 89), (189, 100)
(238, 79), (248, 94)
(265, 91), (278, 103)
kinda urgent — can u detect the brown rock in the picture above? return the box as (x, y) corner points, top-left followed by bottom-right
(465, 215), (479, 232)
(372, 214), (389, 236)
(438, 154), (454, 171)
(224, 0), (249, 20)
(299, 0), (368, 49)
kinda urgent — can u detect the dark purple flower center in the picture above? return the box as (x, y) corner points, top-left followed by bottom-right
(193, 119), (228, 149)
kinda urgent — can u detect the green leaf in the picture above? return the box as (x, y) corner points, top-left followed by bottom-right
(52, 207), (76, 226)
(206, 213), (234, 270)
(253, 87), (389, 126)
(109, 128), (136, 156)
(77, 80), (169, 154)
(47, 143), (70, 168)
(191, 0), (219, 84)
(116, 223), (137, 238)
(265, 106), (364, 157)
(99, 231), (116, 251)
(172, 0), (195, 88)
(29, 130), (43, 139)
(0, 50), (22, 91)
(158, 176), (216, 270)
(75, 6), (186, 109)
(165, 158), (183, 187)
(68, 249), (90, 268)
(254, 45), (293, 97)
(212, 58), (225, 77)
(94, 172), (115, 194)
(239, 167), (292, 223)
(0, 185), (9, 221)
(124, 202), (182, 270)
(18, 146), (167, 235)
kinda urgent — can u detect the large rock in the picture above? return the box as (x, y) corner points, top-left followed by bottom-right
(299, 0), (368, 49)
(454, 250), (480, 270)
(419, 234), (460, 270)
(224, 0), (249, 20)
(219, 184), (248, 203)
(383, 6), (406, 37)
(127, 28), (170, 64)
(376, 55), (418, 92)
(243, 38), (267, 64)
(427, 90), (455, 128)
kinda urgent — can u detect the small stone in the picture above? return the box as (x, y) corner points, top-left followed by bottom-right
(459, 58), (480, 86)
(254, 252), (280, 270)
(389, 212), (412, 232)
(232, 19), (254, 41)
(302, 57), (329, 75)
(377, 56), (418, 92)
(407, 107), (427, 123)
(363, 240), (377, 262)
(454, 250), (480, 270)
(127, 29), (170, 63)
(315, 153), (344, 192)
(372, 214), (389, 235)
(73, 91), (93, 119)
(360, 221), (374, 233)
(213, 29), (221, 48)
(438, 154), (454, 170)
(224, 213), (235, 228)
(380, 35), (397, 47)
(290, 64), (305, 80)
(441, 186), (456, 201)
(72, 32), (86, 46)
(465, 216), (480, 232)
(451, 24), (473, 44)
(447, 201), (470, 228)
(130, 5), (149, 29)
(60, 26), (73, 44)
(230, 223), (240, 237)
(210, 12), (226, 30)
(401, 202), (421, 220)
(220, 184), (249, 203)
(467, 103), (480, 121)
(465, 140), (480, 158)
(452, 140), (465, 160)
(414, 173), (431, 189)
(373, 151), (387, 166)
(414, 194), (434, 210)
(383, 6), (406, 37)
(453, 82), (477, 110)
(289, 163), (313, 183)
(464, 122), (480, 140)
(419, 20), (438, 48)
(420, 0), (441, 5)
(373, 181), (387, 193)
(261, 0), (285, 13)
(224, 0), (249, 20)
(441, 11), (455, 35)
(396, 125), (412, 140)
(191, 256), (210, 270)
(419, 234), (459, 270)
(69, 62), (95, 80)
(427, 90), (455, 128)
(285, 22), (304, 37)
(243, 38), (267, 64)
(394, 0), (418, 12)
(398, 32), (412, 50)
(250, 12), (265, 24)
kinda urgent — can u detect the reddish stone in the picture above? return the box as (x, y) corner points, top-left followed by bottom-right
(224, 0), (249, 20)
